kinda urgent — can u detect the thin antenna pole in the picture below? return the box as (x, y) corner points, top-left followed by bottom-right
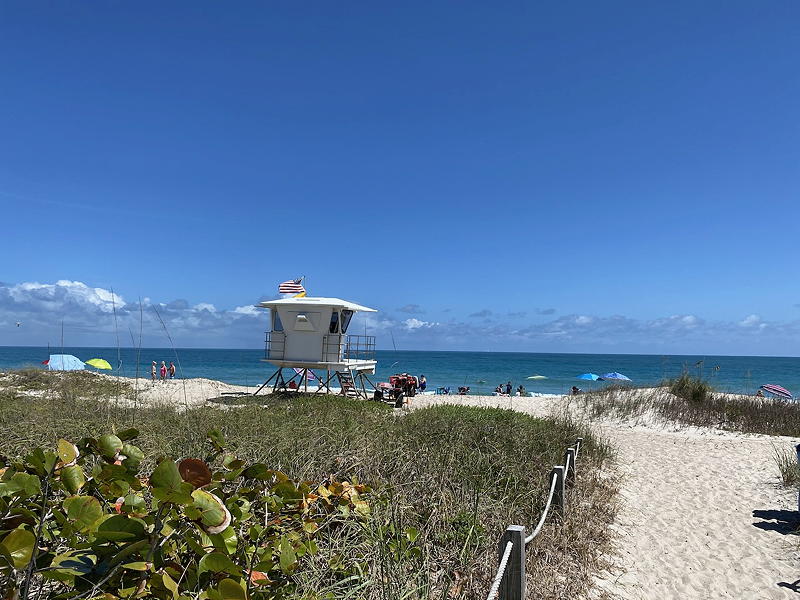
(110, 286), (122, 414)
(134, 298), (143, 420)
(152, 304), (189, 409)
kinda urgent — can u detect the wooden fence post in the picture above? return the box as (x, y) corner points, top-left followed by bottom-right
(498, 525), (526, 600)
(552, 465), (565, 513)
(565, 448), (576, 486)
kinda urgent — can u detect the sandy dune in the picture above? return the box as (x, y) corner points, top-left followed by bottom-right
(413, 393), (800, 599)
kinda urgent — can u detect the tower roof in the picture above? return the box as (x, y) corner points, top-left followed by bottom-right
(257, 296), (377, 313)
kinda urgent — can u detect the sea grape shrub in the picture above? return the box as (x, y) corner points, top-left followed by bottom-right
(0, 429), (371, 599)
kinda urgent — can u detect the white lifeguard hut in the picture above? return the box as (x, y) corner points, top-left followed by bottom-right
(254, 296), (378, 397)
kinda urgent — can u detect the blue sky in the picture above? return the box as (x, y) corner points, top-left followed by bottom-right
(2, 2), (799, 354)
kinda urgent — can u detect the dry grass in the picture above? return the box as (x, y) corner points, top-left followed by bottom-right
(579, 381), (800, 437)
(773, 445), (800, 488)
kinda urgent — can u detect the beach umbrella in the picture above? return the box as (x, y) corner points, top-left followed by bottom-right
(86, 358), (112, 370)
(577, 373), (600, 381)
(759, 384), (792, 401)
(46, 354), (85, 371)
(600, 372), (631, 381)
(293, 367), (316, 381)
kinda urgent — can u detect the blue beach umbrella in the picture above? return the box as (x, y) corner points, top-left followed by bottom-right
(600, 372), (631, 381)
(577, 373), (600, 381)
(45, 354), (85, 371)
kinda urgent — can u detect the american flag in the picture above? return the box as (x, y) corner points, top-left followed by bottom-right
(278, 278), (305, 294)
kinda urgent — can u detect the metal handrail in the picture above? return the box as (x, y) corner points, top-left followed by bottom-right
(486, 541), (514, 600)
(524, 471), (558, 544)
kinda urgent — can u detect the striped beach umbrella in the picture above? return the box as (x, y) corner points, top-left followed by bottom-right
(759, 384), (792, 401)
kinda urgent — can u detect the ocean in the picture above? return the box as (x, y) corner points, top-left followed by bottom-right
(0, 346), (798, 396)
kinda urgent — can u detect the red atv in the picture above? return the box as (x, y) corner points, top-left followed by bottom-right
(373, 373), (418, 407)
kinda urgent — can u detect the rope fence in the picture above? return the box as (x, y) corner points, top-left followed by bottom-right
(485, 437), (583, 600)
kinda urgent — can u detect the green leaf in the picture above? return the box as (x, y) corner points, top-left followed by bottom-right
(242, 464), (271, 480)
(122, 561), (150, 571)
(273, 480), (302, 501)
(208, 526), (237, 555)
(222, 454), (244, 471)
(217, 578), (246, 600)
(0, 472), (41, 499)
(120, 493), (147, 516)
(94, 514), (146, 541)
(25, 448), (58, 476)
(405, 527), (419, 542)
(63, 495), (103, 532)
(279, 536), (297, 574)
(0, 528), (35, 569)
(43, 550), (97, 581)
(161, 570), (180, 599)
(191, 490), (231, 534)
(61, 465), (85, 495)
(207, 429), (226, 450)
(150, 459), (193, 505)
(57, 439), (79, 464)
(116, 428), (140, 441)
(121, 444), (144, 472)
(198, 552), (240, 576)
(97, 434), (123, 459)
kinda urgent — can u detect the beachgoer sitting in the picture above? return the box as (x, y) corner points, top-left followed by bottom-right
(571, 386), (581, 395)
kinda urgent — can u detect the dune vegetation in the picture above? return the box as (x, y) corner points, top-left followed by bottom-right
(578, 376), (800, 438)
(0, 369), (617, 599)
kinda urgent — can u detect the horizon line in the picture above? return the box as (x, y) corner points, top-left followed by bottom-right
(1, 344), (798, 360)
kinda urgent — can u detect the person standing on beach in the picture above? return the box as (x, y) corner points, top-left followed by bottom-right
(168, 362), (176, 379)
(419, 374), (426, 392)
(505, 381), (512, 396)
(151, 361), (157, 382)
(160, 361), (167, 381)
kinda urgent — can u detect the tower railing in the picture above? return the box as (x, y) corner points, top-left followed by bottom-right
(264, 331), (285, 360)
(264, 332), (375, 363)
(322, 334), (376, 362)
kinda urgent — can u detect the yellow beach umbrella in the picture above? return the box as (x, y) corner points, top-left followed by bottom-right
(86, 358), (112, 370)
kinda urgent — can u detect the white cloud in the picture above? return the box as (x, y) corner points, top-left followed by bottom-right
(2, 279), (798, 354)
(0, 280), (266, 348)
(402, 318), (438, 330)
(739, 314), (761, 327)
(232, 305), (260, 316)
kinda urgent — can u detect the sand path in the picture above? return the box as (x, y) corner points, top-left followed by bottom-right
(413, 394), (800, 599)
(593, 426), (800, 599)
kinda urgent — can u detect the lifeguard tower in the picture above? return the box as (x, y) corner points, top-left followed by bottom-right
(255, 296), (378, 398)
